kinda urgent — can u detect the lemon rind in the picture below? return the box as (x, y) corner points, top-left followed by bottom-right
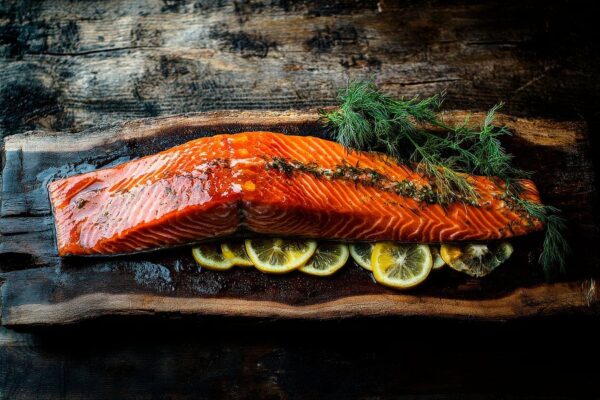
(192, 246), (235, 271)
(244, 239), (317, 274)
(299, 244), (349, 277)
(349, 244), (374, 271)
(220, 242), (254, 267)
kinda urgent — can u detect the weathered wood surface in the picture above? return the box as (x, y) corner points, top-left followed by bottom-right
(1, 110), (597, 326)
(1, 0), (599, 140)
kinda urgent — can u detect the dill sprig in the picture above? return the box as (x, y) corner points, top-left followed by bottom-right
(510, 191), (570, 276)
(321, 80), (569, 275)
(466, 104), (531, 183)
(321, 81), (527, 203)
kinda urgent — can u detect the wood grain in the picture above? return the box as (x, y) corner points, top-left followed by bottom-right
(2, 280), (599, 326)
(0, 109), (597, 325)
(1, 0), (599, 139)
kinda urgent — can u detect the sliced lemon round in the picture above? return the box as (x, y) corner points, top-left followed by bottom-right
(440, 242), (513, 277)
(245, 238), (317, 274)
(349, 243), (375, 271)
(299, 243), (349, 276)
(221, 240), (254, 267)
(430, 246), (446, 270)
(371, 242), (432, 289)
(192, 243), (234, 271)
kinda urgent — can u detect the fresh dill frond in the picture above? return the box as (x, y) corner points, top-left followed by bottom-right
(322, 81), (534, 196)
(467, 104), (531, 182)
(321, 79), (570, 275)
(404, 131), (478, 203)
(416, 161), (478, 204)
(323, 81), (392, 150)
(389, 92), (443, 125)
(321, 80), (478, 202)
(513, 198), (570, 276)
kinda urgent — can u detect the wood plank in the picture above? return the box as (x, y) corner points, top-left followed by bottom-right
(0, 109), (597, 325)
(1, 277), (598, 326)
(1, 0), (598, 138)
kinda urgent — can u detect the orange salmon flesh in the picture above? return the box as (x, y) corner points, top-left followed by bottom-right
(48, 132), (544, 256)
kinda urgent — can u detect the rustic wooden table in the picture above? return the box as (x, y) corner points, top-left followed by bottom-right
(1, 0), (599, 398)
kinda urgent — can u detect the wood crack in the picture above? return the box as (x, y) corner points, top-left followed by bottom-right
(385, 78), (463, 87)
(30, 46), (159, 57)
(464, 40), (523, 46)
(398, 78), (462, 86)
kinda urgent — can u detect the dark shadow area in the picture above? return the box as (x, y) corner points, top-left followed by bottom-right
(2, 316), (600, 399)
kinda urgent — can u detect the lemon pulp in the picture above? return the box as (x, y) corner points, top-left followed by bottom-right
(371, 242), (433, 289)
(245, 238), (317, 274)
(430, 246), (446, 270)
(299, 243), (349, 276)
(192, 243), (235, 271)
(221, 240), (254, 267)
(440, 242), (513, 277)
(349, 243), (375, 271)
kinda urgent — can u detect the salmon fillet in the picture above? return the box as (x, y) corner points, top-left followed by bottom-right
(48, 132), (544, 256)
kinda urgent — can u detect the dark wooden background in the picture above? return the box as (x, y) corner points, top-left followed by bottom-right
(1, 0), (599, 398)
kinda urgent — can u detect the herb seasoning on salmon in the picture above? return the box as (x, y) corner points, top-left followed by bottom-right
(48, 132), (543, 257)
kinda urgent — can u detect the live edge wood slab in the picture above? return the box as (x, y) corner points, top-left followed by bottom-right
(0, 110), (598, 326)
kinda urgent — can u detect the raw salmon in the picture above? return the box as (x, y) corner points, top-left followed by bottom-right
(48, 132), (543, 256)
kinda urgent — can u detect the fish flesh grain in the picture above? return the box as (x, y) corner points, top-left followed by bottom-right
(48, 132), (544, 256)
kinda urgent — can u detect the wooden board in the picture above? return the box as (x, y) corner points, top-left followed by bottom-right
(1, 110), (598, 326)
(2, 1), (600, 397)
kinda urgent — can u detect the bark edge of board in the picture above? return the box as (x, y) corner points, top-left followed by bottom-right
(1, 279), (598, 326)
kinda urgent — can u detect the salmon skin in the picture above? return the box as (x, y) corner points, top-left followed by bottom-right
(48, 132), (543, 256)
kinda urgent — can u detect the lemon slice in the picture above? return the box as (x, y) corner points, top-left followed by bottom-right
(192, 243), (234, 271)
(221, 240), (254, 267)
(430, 246), (446, 270)
(440, 242), (513, 277)
(245, 238), (317, 274)
(371, 242), (432, 289)
(299, 243), (349, 276)
(349, 243), (375, 271)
